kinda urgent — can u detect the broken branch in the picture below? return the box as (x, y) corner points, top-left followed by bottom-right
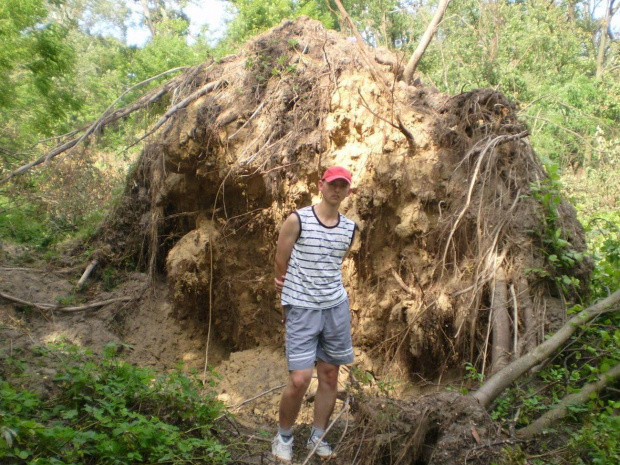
(0, 67), (190, 186)
(76, 259), (100, 289)
(517, 362), (620, 438)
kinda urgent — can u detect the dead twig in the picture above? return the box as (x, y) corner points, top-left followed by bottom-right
(390, 267), (416, 297)
(322, 42), (338, 88)
(227, 383), (288, 412)
(301, 396), (350, 465)
(227, 101), (266, 141)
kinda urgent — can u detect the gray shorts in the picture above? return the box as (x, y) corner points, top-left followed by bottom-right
(284, 299), (354, 371)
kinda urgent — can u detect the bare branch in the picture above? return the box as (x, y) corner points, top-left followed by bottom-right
(517, 363), (620, 438)
(125, 80), (224, 151)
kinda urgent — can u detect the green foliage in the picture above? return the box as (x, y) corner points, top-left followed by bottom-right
(566, 408), (620, 465)
(128, 19), (211, 83)
(225, 0), (296, 44)
(351, 366), (399, 396)
(102, 267), (122, 290)
(341, 0), (414, 48)
(584, 213), (620, 299)
(0, 0), (80, 150)
(464, 362), (484, 383)
(0, 342), (229, 464)
(222, 0), (414, 50)
(410, 0), (619, 169)
(224, 0), (338, 47)
(0, 198), (49, 245)
(561, 131), (620, 299)
(525, 162), (584, 294)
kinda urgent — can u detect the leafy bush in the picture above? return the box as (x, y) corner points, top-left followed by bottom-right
(566, 409), (620, 465)
(0, 343), (229, 464)
(0, 200), (48, 245)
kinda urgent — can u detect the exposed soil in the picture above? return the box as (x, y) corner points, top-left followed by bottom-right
(0, 16), (592, 464)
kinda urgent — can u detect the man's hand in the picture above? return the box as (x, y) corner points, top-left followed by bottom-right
(275, 275), (286, 324)
(274, 275), (285, 292)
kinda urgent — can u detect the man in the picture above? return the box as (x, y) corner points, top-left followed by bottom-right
(272, 166), (356, 463)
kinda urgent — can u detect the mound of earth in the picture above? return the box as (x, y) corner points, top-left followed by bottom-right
(100, 16), (589, 378)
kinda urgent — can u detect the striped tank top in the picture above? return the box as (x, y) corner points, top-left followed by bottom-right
(281, 205), (356, 309)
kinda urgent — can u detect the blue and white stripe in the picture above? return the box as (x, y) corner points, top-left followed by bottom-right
(281, 205), (355, 309)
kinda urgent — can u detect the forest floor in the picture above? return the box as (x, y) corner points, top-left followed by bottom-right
(0, 244), (398, 464)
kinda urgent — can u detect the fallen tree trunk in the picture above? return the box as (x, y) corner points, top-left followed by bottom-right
(473, 289), (620, 408)
(516, 362), (620, 438)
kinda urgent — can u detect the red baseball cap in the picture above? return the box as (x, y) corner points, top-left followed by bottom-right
(322, 166), (352, 184)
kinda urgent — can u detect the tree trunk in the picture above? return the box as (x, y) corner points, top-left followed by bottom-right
(403, 0), (452, 84)
(595, 0), (616, 79)
(517, 363), (620, 438)
(473, 289), (620, 408)
(141, 0), (156, 36)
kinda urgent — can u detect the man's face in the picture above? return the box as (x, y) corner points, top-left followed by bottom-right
(319, 178), (351, 204)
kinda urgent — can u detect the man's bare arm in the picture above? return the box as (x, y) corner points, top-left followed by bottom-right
(274, 214), (300, 292)
(274, 214), (300, 324)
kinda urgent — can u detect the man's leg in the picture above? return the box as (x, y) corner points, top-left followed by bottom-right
(312, 359), (339, 429)
(279, 368), (313, 430)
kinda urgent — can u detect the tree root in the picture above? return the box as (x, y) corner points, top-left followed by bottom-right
(0, 65), (214, 185)
(490, 266), (510, 373)
(76, 259), (99, 289)
(0, 292), (132, 313)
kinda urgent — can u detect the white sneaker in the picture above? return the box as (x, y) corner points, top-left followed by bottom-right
(272, 434), (294, 463)
(307, 435), (336, 460)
